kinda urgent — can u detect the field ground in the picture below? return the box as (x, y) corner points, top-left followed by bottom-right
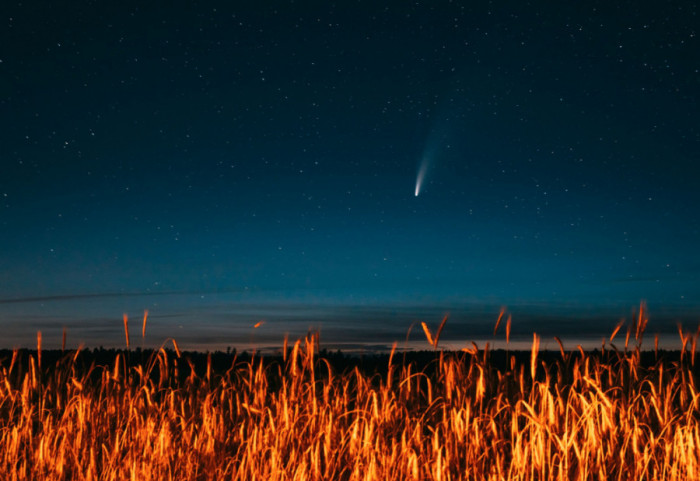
(1, 320), (699, 480)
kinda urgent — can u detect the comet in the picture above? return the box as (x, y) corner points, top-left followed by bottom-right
(414, 153), (431, 197)
(415, 109), (454, 196)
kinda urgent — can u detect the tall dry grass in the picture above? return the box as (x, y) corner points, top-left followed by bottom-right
(0, 306), (699, 480)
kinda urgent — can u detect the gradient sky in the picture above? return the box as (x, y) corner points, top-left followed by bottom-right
(1, 2), (699, 349)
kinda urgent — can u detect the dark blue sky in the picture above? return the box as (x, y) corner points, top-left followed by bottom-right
(1, 1), (699, 348)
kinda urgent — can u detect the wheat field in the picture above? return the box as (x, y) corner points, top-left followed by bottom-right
(0, 306), (699, 480)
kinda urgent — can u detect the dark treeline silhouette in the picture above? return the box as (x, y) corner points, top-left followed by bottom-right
(1, 346), (697, 387)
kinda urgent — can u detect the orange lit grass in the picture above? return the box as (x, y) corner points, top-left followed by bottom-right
(0, 306), (699, 480)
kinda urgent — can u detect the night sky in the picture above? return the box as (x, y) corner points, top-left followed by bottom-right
(2, 2), (699, 350)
